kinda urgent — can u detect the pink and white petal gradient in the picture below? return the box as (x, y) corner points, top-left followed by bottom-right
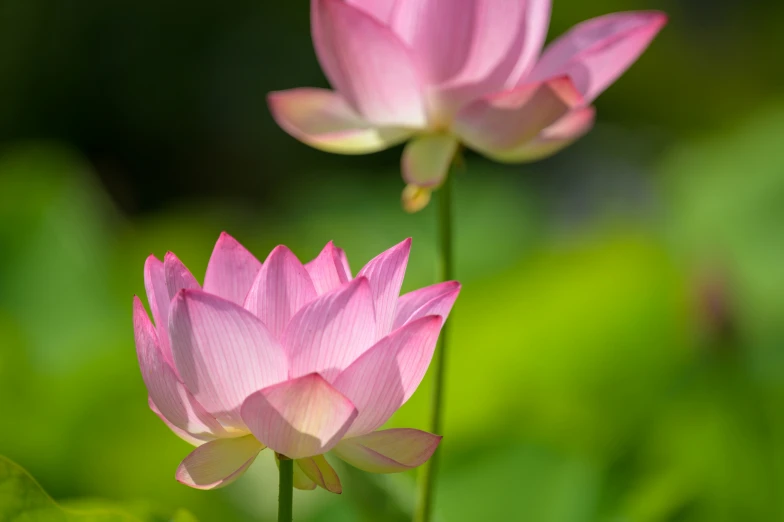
(454, 77), (582, 160)
(163, 252), (200, 301)
(176, 435), (264, 490)
(393, 280), (461, 330)
(305, 241), (352, 295)
(333, 428), (442, 474)
(527, 11), (668, 104)
(203, 233), (262, 306)
(312, 0), (427, 127)
(334, 316), (443, 437)
(135, 298), (226, 443)
(244, 245), (317, 339)
(169, 290), (288, 429)
(488, 106), (597, 164)
(241, 373), (358, 459)
(356, 238), (410, 336)
(134, 234), (459, 491)
(284, 277), (377, 381)
(268, 88), (412, 154)
(270, 0), (666, 204)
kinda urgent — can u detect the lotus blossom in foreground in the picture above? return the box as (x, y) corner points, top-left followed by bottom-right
(133, 233), (459, 492)
(269, 0), (667, 209)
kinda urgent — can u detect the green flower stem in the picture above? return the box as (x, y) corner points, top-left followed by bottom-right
(277, 455), (294, 522)
(415, 164), (456, 522)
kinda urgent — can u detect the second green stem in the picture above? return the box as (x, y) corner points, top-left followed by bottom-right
(414, 168), (455, 522)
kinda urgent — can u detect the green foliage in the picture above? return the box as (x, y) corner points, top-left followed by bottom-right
(0, 455), (139, 521)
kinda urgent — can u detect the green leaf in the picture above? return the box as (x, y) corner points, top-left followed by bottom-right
(0, 455), (141, 522)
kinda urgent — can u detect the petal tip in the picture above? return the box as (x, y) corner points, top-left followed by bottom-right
(216, 231), (238, 245)
(144, 253), (162, 266)
(268, 244), (296, 258)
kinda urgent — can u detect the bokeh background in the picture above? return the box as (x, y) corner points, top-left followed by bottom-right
(2, 0), (784, 520)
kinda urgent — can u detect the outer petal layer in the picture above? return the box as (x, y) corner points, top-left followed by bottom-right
(149, 398), (207, 447)
(176, 435), (264, 490)
(134, 297), (225, 443)
(296, 455), (342, 493)
(528, 11), (667, 103)
(432, 1), (528, 116)
(312, 0), (426, 126)
(305, 241), (352, 296)
(334, 316), (443, 437)
(356, 238), (411, 336)
(203, 232), (262, 306)
(164, 252), (200, 301)
(505, 0), (553, 85)
(169, 290), (288, 428)
(241, 373), (358, 459)
(285, 277), (377, 381)
(333, 429), (442, 473)
(490, 107), (596, 163)
(345, 0), (397, 24)
(391, 0), (476, 84)
(144, 255), (174, 366)
(455, 77), (581, 158)
(401, 135), (459, 189)
(392, 281), (461, 330)
(244, 245), (317, 339)
(268, 89), (412, 154)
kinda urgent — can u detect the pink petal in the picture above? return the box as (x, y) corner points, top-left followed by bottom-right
(268, 89), (413, 155)
(175, 435), (264, 490)
(333, 316), (443, 437)
(240, 373), (358, 459)
(491, 106), (596, 163)
(392, 280), (461, 330)
(356, 238), (410, 337)
(312, 0), (426, 127)
(134, 297), (225, 443)
(334, 248), (352, 281)
(345, 0), (396, 23)
(203, 232), (262, 306)
(284, 277), (377, 381)
(164, 252), (200, 300)
(427, 1), (548, 117)
(244, 246), (317, 339)
(296, 455), (342, 494)
(305, 241), (353, 296)
(144, 255), (174, 366)
(333, 429), (441, 473)
(149, 398), (205, 447)
(454, 77), (581, 159)
(504, 0), (553, 86)
(390, 0), (477, 84)
(401, 135), (459, 188)
(528, 11), (667, 103)
(442, 0), (527, 88)
(168, 290), (288, 429)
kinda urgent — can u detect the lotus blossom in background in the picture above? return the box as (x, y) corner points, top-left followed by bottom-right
(268, 0), (667, 210)
(133, 233), (459, 492)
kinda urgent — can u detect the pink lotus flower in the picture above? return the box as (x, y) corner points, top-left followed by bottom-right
(133, 233), (459, 492)
(269, 0), (666, 200)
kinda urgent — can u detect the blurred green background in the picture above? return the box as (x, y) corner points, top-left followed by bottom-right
(1, 0), (784, 520)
